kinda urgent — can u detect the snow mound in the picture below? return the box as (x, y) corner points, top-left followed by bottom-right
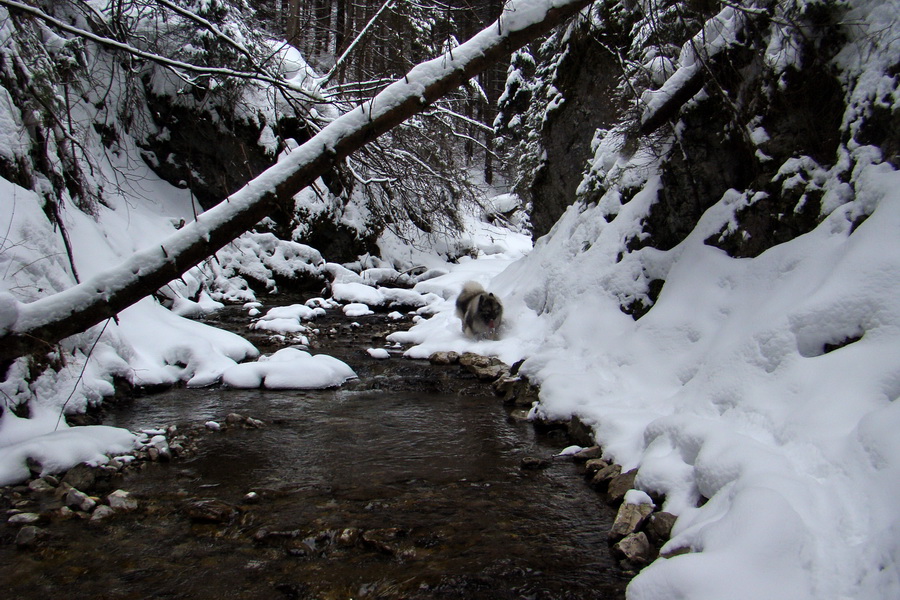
(221, 348), (356, 389)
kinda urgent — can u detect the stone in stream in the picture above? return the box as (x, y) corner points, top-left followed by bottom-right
(65, 488), (97, 512)
(15, 525), (45, 548)
(107, 489), (138, 512)
(183, 499), (239, 523)
(589, 463), (621, 490)
(7, 512), (41, 526)
(612, 532), (652, 566)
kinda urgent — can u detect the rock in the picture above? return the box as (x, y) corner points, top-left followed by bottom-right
(27, 478), (55, 493)
(584, 458), (610, 475)
(61, 463), (97, 492)
(612, 532), (652, 566)
(107, 489), (138, 512)
(567, 415), (595, 447)
(245, 417), (265, 428)
(243, 491), (261, 504)
(520, 456), (551, 470)
(471, 364), (507, 382)
(589, 463), (621, 489)
(205, 421), (221, 431)
(7, 512), (41, 526)
(90, 505), (116, 522)
(183, 499), (239, 523)
(336, 527), (361, 547)
(458, 353), (494, 369)
(361, 528), (409, 556)
(607, 469), (638, 504)
(492, 375), (520, 397)
(15, 525), (44, 548)
(429, 351), (459, 365)
(572, 446), (604, 462)
(504, 379), (540, 407)
(65, 488), (97, 512)
(226, 413), (245, 425)
(608, 501), (655, 542)
(646, 511), (678, 544)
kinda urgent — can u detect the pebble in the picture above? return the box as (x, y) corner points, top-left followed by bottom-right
(15, 525), (43, 548)
(66, 488), (97, 512)
(90, 505), (116, 522)
(108, 489), (138, 512)
(7, 512), (41, 526)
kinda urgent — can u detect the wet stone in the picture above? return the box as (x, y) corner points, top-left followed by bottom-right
(520, 456), (551, 470)
(183, 499), (239, 523)
(584, 458), (610, 475)
(65, 489), (97, 512)
(7, 512), (41, 526)
(573, 446), (604, 462)
(590, 463), (621, 489)
(612, 532), (652, 566)
(107, 490), (138, 512)
(90, 505), (116, 522)
(15, 526), (43, 548)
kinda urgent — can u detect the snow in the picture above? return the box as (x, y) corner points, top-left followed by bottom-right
(386, 164), (900, 600)
(221, 348), (356, 389)
(1, 1), (899, 598)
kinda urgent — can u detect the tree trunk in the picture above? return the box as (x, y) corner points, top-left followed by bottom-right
(0, 0), (595, 362)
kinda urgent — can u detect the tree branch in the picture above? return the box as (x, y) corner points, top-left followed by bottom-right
(0, 0), (596, 361)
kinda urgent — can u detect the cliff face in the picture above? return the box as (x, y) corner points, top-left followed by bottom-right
(498, 0), (898, 284)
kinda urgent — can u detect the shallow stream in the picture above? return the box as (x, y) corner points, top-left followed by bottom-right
(1, 306), (628, 599)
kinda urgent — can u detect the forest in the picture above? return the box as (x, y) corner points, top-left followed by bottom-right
(1, 1), (899, 599)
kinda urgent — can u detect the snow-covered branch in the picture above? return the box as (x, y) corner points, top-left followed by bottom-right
(0, 0), (597, 361)
(0, 0), (324, 101)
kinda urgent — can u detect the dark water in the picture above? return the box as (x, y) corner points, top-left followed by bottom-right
(1, 311), (628, 600)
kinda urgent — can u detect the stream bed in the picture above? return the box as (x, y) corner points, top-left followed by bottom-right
(1, 307), (629, 599)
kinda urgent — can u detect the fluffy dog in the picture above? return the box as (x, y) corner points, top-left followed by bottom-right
(455, 281), (503, 340)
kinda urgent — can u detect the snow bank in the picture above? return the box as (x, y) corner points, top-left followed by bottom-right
(0, 408), (137, 486)
(395, 157), (900, 599)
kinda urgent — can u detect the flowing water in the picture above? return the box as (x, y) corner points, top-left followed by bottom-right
(1, 307), (629, 600)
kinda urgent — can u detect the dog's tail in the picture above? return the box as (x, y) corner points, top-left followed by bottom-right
(460, 281), (484, 296)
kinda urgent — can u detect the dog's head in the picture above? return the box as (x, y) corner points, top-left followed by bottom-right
(479, 293), (503, 330)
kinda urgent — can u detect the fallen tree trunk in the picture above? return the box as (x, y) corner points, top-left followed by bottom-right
(0, 0), (595, 362)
